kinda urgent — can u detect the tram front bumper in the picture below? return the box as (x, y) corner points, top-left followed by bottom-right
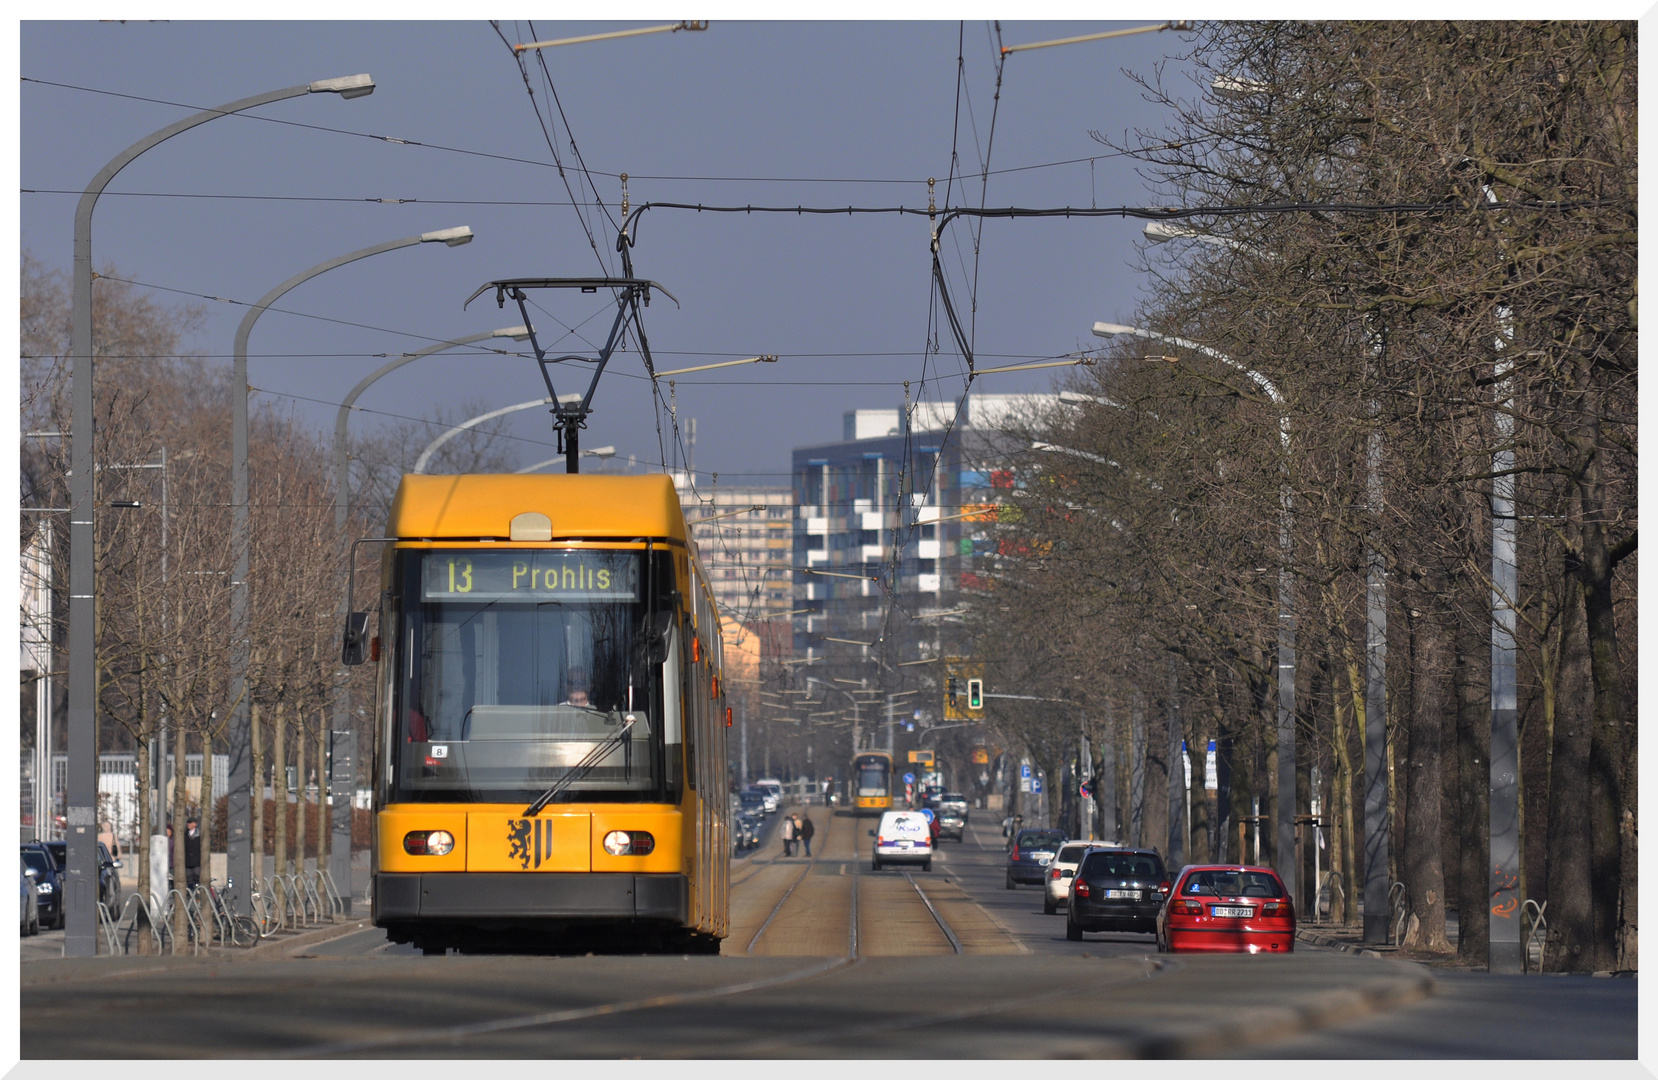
(374, 872), (689, 924)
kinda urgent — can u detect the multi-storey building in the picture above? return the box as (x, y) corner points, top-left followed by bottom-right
(673, 474), (796, 626)
(789, 393), (1055, 669)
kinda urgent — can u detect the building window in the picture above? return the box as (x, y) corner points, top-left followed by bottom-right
(805, 534), (824, 550)
(920, 524), (936, 539)
(917, 559), (936, 573)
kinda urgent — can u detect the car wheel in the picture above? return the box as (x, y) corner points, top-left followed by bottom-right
(1005, 877), (1016, 890)
(923, 860), (932, 872)
(1066, 920), (1083, 942)
(872, 859), (881, 872)
(1043, 897), (1056, 916)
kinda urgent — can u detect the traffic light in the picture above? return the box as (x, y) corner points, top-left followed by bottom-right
(967, 678), (983, 711)
(946, 676), (959, 704)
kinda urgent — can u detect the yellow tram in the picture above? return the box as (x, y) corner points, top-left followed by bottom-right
(362, 474), (730, 953)
(851, 750), (894, 815)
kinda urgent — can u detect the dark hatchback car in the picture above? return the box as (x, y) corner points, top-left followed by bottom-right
(20, 843), (64, 929)
(1066, 847), (1170, 939)
(1005, 828), (1067, 888)
(43, 840), (123, 912)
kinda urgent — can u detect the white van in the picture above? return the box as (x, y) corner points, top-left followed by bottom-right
(754, 778), (783, 813)
(870, 810), (933, 871)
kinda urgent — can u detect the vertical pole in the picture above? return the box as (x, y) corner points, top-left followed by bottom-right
(1166, 659), (1184, 869)
(1129, 691), (1146, 846)
(1098, 707), (1117, 842)
(227, 343), (252, 916)
(1276, 494), (1298, 904)
(1489, 310), (1522, 973)
(329, 730), (354, 914)
(740, 700), (749, 788)
(65, 187), (99, 957)
(1363, 410), (1393, 943)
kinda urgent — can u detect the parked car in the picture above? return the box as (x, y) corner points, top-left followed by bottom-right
(1044, 841), (1119, 915)
(20, 843), (62, 930)
(1156, 864), (1295, 954)
(1005, 828), (1067, 889)
(739, 788), (768, 817)
(1066, 847), (1169, 937)
(20, 855), (40, 936)
(44, 841), (122, 912)
(870, 810), (933, 871)
(938, 792), (969, 820)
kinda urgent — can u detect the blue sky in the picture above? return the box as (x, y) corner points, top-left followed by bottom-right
(21, 20), (1197, 485)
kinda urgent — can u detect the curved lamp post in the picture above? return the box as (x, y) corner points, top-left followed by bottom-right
(409, 395), (570, 474)
(226, 225), (472, 916)
(1092, 321), (1299, 901)
(62, 72), (374, 957)
(325, 324), (526, 904)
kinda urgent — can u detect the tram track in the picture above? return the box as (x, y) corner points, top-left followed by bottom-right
(745, 860), (815, 954)
(902, 870), (962, 955)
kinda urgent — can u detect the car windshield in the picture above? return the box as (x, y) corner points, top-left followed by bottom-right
(21, 849), (52, 874)
(1182, 870), (1284, 898)
(1082, 852), (1163, 879)
(1057, 844), (1091, 864)
(1019, 832), (1065, 852)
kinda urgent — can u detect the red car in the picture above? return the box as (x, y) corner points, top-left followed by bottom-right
(1157, 864), (1295, 954)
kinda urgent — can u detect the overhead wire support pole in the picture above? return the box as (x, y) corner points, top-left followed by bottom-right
(999, 21), (1190, 55)
(513, 21), (707, 52)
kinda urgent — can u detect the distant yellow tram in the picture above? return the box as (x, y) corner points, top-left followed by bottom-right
(356, 474), (730, 954)
(852, 751), (894, 815)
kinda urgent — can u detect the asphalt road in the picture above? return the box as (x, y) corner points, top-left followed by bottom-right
(19, 806), (1637, 1058)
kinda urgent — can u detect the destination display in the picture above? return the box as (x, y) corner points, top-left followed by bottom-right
(421, 550), (639, 602)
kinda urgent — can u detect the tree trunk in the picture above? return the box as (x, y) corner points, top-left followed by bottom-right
(1453, 605), (1491, 963)
(171, 729), (188, 940)
(273, 702), (288, 881)
(250, 700), (264, 891)
(295, 721), (307, 872)
(317, 717), (329, 870)
(1545, 568), (1595, 970)
(135, 733), (152, 955)
(1402, 605), (1452, 952)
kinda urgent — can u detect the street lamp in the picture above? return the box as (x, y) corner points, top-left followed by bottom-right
(410, 395), (567, 474)
(226, 225), (473, 917)
(516, 447), (617, 474)
(1092, 321), (1300, 901)
(63, 72), (375, 957)
(328, 324), (526, 905)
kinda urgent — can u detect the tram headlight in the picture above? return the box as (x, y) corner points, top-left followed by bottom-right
(602, 830), (655, 856)
(404, 830), (454, 856)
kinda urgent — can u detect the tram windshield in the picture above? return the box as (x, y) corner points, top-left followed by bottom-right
(855, 756), (890, 797)
(389, 548), (672, 804)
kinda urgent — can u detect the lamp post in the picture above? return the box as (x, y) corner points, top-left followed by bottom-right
(1092, 321), (1300, 901)
(64, 72), (375, 957)
(328, 324), (523, 907)
(226, 225), (473, 917)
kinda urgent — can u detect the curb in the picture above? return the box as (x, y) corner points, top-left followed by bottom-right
(1133, 964), (1437, 1058)
(1295, 927), (1396, 959)
(238, 919), (374, 960)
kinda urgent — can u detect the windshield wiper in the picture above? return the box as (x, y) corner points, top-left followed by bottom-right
(522, 714), (637, 817)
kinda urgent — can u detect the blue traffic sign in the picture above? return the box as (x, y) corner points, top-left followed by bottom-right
(919, 809), (935, 823)
(1020, 763), (1032, 779)
(903, 772), (915, 784)
(1031, 776), (1043, 794)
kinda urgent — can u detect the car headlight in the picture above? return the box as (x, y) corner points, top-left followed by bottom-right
(36, 883), (53, 895)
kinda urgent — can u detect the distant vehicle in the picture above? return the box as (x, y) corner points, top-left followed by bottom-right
(1044, 841), (1118, 915)
(1156, 864), (1294, 954)
(20, 844), (62, 930)
(935, 805), (967, 843)
(753, 779), (783, 813)
(869, 810), (933, 872)
(1066, 847), (1169, 937)
(738, 788), (768, 816)
(851, 753), (894, 816)
(938, 792), (969, 817)
(43, 840), (122, 912)
(1005, 829), (1066, 889)
(19, 855), (39, 936)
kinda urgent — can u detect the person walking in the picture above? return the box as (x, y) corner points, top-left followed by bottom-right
(779, 813), (796, 857)
(184, 817), (202, 889)
(799, 814), (815, 858)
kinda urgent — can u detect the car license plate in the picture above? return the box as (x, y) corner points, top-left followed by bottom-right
(896, 840), (912, 848)
(1105, 889), (1142, 900)
(1211, 905), (1253, 918)
(1035, 853), (1052, 864)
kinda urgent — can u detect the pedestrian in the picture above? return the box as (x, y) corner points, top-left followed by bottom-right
(799, 814), (815, 858)
(779, 813), (796, 857)
(184, 817), (202, 889)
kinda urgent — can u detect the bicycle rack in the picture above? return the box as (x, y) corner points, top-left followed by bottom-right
(302, 870), (334, 923)
(299, 872), (325, 925)
(113, 893), (171, 955)
(1388, 881), (1409, 945)
(318, 869), (345, 920)
(191, 885), (229, 947)
(1521, 899), (1548, 973)
(95, 898), (120, 955)
(1317, 870), (1345, 925)
(163, 888), (206, 956)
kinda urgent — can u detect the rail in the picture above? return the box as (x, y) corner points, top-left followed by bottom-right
(112, 892), (170, 955)
(95, 898), (119, 955)
(1521, 898), (1548, 973)
(1316, 870), (1345, 925)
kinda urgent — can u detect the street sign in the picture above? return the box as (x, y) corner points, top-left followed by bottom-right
(1205, 739), (1218, 791)
(903, 772), (915, 785)
(1031, 775), (1043, 795)
(971, 747), (990, 765)
(908, 750), (934, 765)
(919, 809), (935, 823)
(1019, 763), (1032, 779)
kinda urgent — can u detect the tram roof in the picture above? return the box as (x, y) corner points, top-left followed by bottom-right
(388, 474), (688, 542)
